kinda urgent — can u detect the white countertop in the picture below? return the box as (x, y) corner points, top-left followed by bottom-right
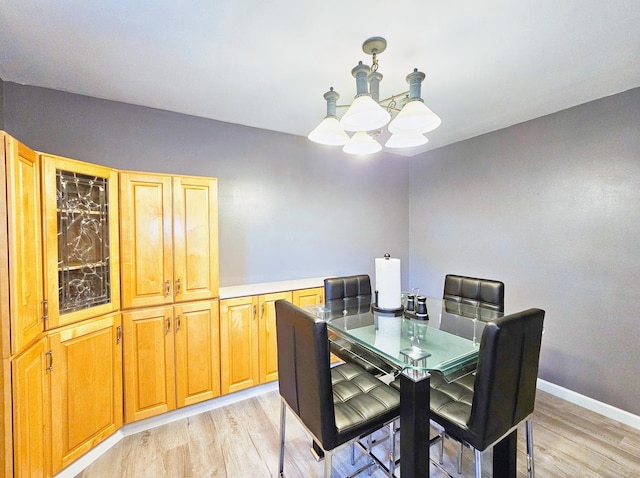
(219, 277), (327, 299)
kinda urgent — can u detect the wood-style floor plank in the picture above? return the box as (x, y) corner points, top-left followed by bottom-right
(76, 389), (640, 477)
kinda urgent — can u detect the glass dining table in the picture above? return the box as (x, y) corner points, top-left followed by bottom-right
(307, 296), (508, 478)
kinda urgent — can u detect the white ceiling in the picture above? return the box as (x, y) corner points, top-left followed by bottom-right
(1, 1), (639, 157)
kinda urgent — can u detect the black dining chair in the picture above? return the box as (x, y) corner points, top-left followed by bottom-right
(439, 274), (505, 471)
(429, 308), (545, 478)
(275, 300), (401, 478)
(325, 275), (396, 375)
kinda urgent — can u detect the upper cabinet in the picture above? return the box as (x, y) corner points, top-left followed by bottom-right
(1, 133), (45, 355)
(119, 172), (219, 309)
(40, 154), (120, 329)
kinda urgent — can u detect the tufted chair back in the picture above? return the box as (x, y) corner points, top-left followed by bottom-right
(275, 299), (337, 448)
(468, 308), (545, 449)
(275, 300), (400, 459)
(443, 274), (505, 312)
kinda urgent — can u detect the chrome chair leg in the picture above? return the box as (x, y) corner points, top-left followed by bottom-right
(439, 434), (444, 465)
(279, 401), (286, 478)
(367, 435), (373, 476)
(458, 442), (463, 474)
(526, 418), (536, 478)
(388, 422), (396, 477)
(474, 448), (482, 478)
(324, 449), (333, 478)
(350, 442), (356, 465)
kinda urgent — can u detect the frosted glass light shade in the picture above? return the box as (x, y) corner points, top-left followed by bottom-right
(307, 116), (349, 145)
(388, 100), (441, 134)
(340, 95), (391, 132)
(385, 131), (429, 148)
(343, 131), (382, 155)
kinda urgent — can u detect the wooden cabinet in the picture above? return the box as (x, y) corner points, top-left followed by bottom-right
(48, 313), (123, 474)
(123, 300), (220, 423)
(1, 134), (222, 475)
(220, 296), (260, 394)
(1, 134), (44, 356)
(119, 172), (219, 309)
(175, 301), (221, 408)
(258, 292), (291, 384)
(220, 287), (324, 394)
(293, 287), (324, 308)
(41, 154), (120, 329)
(11, 338), (50, 478)
(1, 133), (45, 478)
(120, 171), (221, 423)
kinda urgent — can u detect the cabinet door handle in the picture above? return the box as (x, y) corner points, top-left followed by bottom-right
(253, 305), (257, 320)
(42, 300), (49, 323)
(176, 278), (181, 295)
(46, 350), (53, 372)
(176, 315), (181, 332)
(165, 280), (171, 297)
(262, 303), (265, 318)
(166, 317), (171, 334)
(116, 325), (122, 344)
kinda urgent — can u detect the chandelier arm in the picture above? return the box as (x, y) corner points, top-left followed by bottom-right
(378, 90), (410, 104)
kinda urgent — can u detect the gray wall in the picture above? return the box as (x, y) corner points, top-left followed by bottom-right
(2, 82), (410, 287)
(409, 88), (640, 415)
(0, 78), (4, 130)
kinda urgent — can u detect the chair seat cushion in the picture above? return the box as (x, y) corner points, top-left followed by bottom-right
(331, 363), (400, 434)
(429, 371), (474, 429)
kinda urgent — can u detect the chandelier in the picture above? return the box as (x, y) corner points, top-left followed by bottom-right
(308, 37), (441, 155)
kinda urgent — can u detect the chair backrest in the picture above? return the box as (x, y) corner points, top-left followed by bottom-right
(324, 274), (372, 301)
(468, 308), (545, 450)
(324, 275), (372, 314)
(443, 274), (505, 312)
(275, 299), (337, 448)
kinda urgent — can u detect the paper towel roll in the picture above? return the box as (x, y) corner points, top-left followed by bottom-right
(375, 256), (401, 309)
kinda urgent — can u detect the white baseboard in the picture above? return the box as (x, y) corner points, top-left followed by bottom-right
(537, 378), (640, 431)
(53, 382), (279, 478)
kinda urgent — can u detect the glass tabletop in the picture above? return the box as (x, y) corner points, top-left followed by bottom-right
(308, 296), (503, 375)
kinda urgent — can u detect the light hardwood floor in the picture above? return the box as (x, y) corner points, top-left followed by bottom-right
(76, 389), (640, 477)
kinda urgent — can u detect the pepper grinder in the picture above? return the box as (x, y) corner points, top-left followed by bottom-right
(416, 295), (429, 319)
(406, 294), (416, 312)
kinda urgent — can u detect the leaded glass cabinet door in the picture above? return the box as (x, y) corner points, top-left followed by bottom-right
(41, 154), (120, 328)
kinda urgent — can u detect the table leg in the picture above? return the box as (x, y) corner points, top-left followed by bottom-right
(493, 429), (517, 477)
(400, 371), (431, 478)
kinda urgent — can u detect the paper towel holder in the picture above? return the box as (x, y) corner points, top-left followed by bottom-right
(372, 252), (404, 315)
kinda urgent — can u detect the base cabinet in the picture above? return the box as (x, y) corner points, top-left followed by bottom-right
(12, 313), (122, 477)
(292, 287), (324, 308)
(123, 300), (220, 423)
(12, 338), (49, 478)
(48, 313), (123, 474)
(220, 287), (325, 394)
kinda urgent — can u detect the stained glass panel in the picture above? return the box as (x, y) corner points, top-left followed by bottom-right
(56, 170), (111, 313)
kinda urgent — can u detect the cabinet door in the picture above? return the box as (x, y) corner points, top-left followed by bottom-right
(220, 296), (259, 394)
(119, 172), (173, 309)
(174, 300), (220, 407)
(3, 135), (44, 354)
(292, 287), (324, 308)
(123, 306), (175, 423)
(12, 338), (50, 478)
(258, 292), (291, 384)
(172, 176), (219, 303)
(49, 313), (123, 474)
(41, 154), (120, 328)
